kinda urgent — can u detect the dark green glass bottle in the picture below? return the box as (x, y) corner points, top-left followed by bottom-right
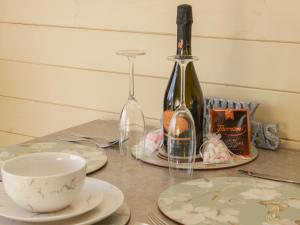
(163, 4), (204, 153)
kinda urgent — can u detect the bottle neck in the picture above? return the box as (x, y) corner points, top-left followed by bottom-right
(176, 24), (192, 55)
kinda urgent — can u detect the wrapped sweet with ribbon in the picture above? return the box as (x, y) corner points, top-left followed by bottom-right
(144, 129), (163, 153)
(200, 133), (233, 164)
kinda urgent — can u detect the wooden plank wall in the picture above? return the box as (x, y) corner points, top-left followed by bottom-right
(0, 0), (299, 149)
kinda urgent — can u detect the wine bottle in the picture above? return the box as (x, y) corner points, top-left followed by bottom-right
(163, 4), (204, 153)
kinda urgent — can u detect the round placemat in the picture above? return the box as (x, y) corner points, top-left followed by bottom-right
(131, 145), (258, 170)
(158, 177), (300, 225)
(0, 142), (107, 178)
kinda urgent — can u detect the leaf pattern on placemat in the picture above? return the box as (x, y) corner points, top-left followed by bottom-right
(158, 177), (300, 225)
(0, 142), (107, 175)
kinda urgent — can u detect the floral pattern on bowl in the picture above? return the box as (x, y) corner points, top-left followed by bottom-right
(158, 177), (300, 225)
(0, 142), (107, 178)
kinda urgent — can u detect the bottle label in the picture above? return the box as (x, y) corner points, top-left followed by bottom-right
(178, 40), (183, 49)
(163, 110), (189, 137)
(163, 110), (192, 157)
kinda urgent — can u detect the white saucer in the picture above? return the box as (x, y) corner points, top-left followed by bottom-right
(0, 178), (124, 225)
(0, 177), (103, 223)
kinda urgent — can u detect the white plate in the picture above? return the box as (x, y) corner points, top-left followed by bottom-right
(0, 178), (124, 225)
(0, 177), (103, 222)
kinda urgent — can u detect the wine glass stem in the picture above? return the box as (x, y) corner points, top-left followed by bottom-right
(179, 63), (187, 107)
(128, 56), (135, 99)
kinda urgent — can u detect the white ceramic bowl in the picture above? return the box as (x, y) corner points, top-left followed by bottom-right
(1, 152), (86, 213)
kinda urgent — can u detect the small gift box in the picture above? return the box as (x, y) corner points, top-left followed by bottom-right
(210, 109), (251, 155)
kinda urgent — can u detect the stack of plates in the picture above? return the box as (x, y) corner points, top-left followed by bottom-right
(0, 177), (127, 225)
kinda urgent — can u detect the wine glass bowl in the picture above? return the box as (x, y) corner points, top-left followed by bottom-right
(119, 98), (145, 156)
(167, 55), (199, 179)
(168, 107), (196, 157)
(117, 50), (146, 158)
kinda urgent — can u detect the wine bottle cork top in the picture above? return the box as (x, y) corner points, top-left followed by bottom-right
(176, 4), (193, 25)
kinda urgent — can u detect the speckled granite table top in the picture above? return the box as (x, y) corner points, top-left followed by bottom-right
(26, 120), (300, 225)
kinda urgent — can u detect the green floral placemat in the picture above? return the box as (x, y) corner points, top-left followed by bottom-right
(158, 177), (300, 225)
(0, 142), (107, 178)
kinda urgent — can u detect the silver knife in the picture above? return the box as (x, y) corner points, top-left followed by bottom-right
(238, 169), (300, 185)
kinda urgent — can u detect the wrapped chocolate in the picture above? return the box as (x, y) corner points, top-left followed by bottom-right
(200, 133), (233, 164)
(144, 129), (163, 152)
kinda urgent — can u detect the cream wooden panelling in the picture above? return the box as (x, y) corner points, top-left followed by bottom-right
(0, 0), (300, 42)
(280, 139), (300, 151)
(0, 94), (160, 137)
(0, 60), (299, 143)
(0, 131), (33, 147)
(0, 23), (299, 93)
(0, 96), (117, 137)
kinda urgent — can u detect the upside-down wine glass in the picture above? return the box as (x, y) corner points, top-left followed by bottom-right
(116, 50), (146, 159)
(167, 55), (198, 179)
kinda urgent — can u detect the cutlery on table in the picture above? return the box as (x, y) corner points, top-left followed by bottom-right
(147, 212), (169, 225)
(90, 136), (129, 148)
(56, 136), (128, 149)
(71, 133), (122, 147)
(56, 136), (104, 148)
(238, 169), (300, 185)
(71, 132), (119, 144)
